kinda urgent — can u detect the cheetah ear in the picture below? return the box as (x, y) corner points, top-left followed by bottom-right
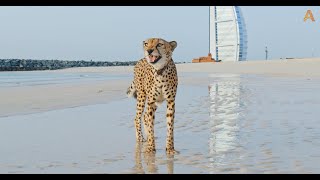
(169, 41), (177, 51)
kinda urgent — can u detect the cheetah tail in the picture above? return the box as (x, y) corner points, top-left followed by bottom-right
(126, 81), (137, 99)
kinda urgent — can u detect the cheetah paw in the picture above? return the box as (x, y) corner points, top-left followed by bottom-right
(166, 148), (179, 155)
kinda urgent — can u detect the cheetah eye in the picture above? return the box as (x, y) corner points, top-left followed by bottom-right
(157, 43), (163, 47)
(144, 43), (148, 47)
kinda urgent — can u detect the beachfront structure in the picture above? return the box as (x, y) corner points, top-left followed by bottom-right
(209, 6), (248, 62)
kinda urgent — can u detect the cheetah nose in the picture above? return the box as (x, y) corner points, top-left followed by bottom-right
(147, 49), (154, 55)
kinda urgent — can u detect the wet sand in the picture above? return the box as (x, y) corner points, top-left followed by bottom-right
(0, 79), (130, 117)
(1, 58), (320, 173)
(1, 76), (320, 173)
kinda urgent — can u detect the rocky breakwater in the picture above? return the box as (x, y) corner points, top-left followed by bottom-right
(0, 59), (137, 71)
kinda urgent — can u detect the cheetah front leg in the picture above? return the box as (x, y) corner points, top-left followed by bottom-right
(144, 101), (157, 153)
(142, 104), (157, 141)
(134, 93), (146, 142)
(166, 99), (176, 154)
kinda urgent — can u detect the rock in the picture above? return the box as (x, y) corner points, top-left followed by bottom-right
(0, 59), (137, 71)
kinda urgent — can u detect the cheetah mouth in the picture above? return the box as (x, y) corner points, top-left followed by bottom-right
(148, 55), (162, 64)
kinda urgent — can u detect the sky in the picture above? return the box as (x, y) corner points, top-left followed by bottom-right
(0, 6), (319, 62)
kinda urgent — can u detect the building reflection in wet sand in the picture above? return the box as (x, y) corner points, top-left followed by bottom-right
(207, 74), (246, 171)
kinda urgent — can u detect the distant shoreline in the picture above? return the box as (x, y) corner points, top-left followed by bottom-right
(54, 58), (320, 77)
(0, 59), (188, 71)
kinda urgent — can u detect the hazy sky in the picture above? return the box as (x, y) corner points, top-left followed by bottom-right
(0, 6), (319, 61)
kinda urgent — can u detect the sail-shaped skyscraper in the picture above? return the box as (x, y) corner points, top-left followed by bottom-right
(209, 6), (248, 62)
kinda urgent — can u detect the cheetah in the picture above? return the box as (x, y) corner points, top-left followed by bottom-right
(127, 38), (178, 154)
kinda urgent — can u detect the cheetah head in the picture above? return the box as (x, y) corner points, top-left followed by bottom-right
(143, 38), (177, 70)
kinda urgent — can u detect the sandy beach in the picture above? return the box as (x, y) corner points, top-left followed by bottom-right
(1, 58), (320, 173)
(1, 58), (320, 117)
(55, 58), (320, 76)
